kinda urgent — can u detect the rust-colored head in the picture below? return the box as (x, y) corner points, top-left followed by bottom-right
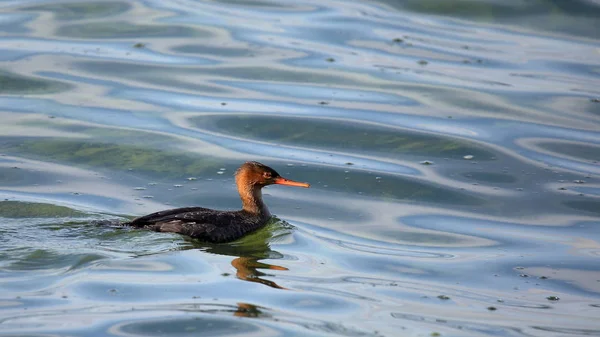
(235, 161), (310, 188)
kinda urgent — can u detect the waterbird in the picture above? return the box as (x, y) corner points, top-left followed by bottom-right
(124, 161), (310, 242)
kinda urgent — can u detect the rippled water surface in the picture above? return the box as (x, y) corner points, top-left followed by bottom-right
(1, 0), (600, 336)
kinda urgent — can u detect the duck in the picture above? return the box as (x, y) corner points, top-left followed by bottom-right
(124, 161), (309, 243)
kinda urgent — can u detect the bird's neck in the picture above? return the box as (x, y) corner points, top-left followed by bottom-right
(239, 185), (270, 218)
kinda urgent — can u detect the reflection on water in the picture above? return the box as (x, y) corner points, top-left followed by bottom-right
(192, 218), (293, 290)
(1, 0), (600, 336)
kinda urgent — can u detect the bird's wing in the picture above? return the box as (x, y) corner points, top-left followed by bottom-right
(126, 207), (258, 242)
(127, 207), (215, 227)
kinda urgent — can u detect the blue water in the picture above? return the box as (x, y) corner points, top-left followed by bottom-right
(1, 0), (600, 336)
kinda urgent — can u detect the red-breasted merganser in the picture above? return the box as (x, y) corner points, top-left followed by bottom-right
(125, 161), (310, 243)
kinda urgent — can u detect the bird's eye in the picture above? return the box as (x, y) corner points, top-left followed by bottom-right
(263, 172), (272, 179)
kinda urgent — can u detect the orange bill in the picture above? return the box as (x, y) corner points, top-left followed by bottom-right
(274, 177), (310, 188)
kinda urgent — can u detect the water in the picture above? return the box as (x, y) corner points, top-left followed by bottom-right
(1, 0), (599, 336)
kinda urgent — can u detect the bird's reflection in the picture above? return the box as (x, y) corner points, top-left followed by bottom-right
(233, 302), (267, 318)
(183, 217), (293, 290)
(230, 256), (288, 289)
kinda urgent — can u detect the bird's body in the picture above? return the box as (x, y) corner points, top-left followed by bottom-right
(125, 207), (265, 243)
(124, 162), (309, 243)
